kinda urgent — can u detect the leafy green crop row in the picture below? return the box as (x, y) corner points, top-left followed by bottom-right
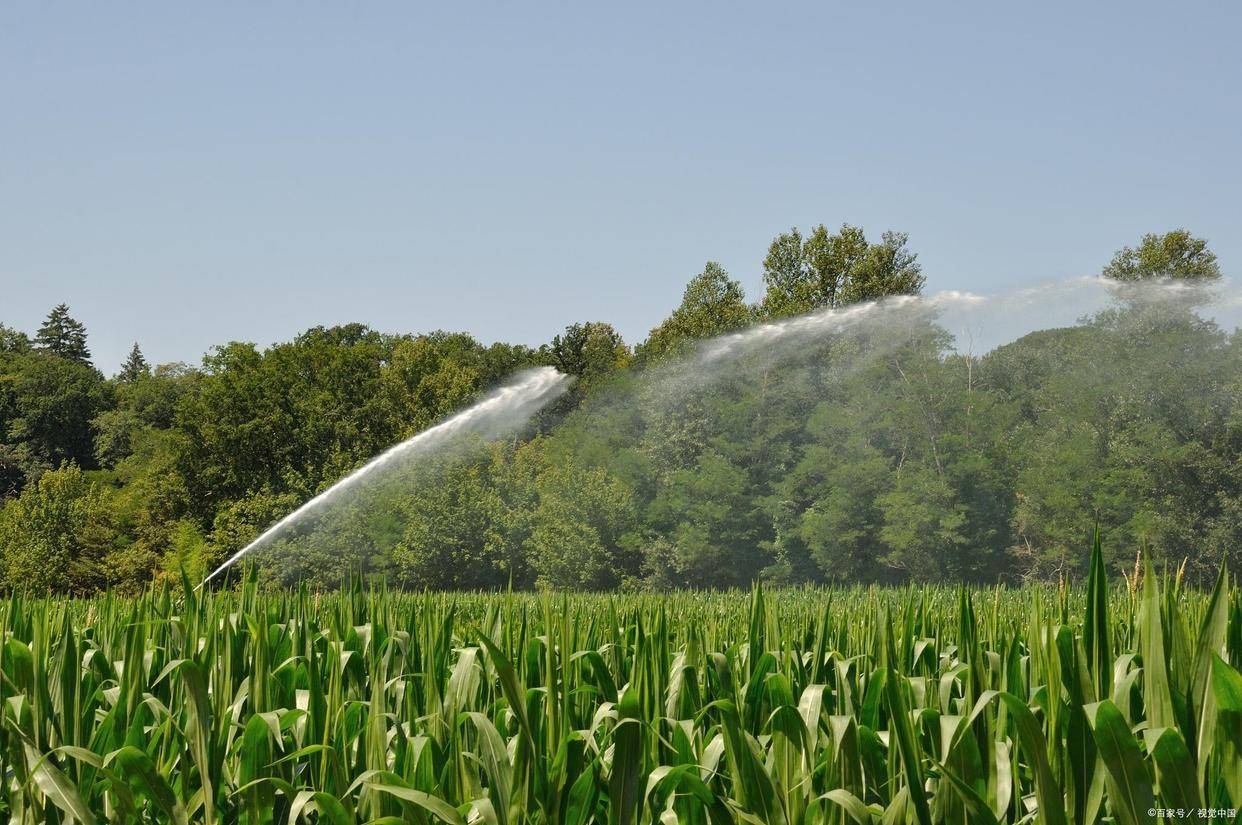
(1, 541), (1240, 823)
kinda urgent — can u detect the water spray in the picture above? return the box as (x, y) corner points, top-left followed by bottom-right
(199, 366), (572, 588)
(693, 275), (1236, 367)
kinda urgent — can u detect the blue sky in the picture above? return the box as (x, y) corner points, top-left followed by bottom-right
(3, 2), (1240, 373)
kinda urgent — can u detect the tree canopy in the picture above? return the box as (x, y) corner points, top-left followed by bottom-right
(759, 224), (924, 318)
(0, 226), (1236, 592)
(1101, 228), (1221, 281)
(637, 262), (750, 364)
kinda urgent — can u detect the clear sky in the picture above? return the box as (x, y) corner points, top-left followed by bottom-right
(3, 2), (1240, 373)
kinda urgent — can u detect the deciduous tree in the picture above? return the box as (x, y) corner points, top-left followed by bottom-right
(1101, 228), (1220, 281)
(759, 224), (924, 318)
(0, 463), (115, 592)
(638, 262), (750, 364)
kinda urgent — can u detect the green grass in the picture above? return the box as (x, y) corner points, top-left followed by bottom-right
(1, 547), (1240, 823)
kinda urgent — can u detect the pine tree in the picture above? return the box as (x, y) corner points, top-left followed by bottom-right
(34, 303), (91, 364)
(119, 342), (150, 381)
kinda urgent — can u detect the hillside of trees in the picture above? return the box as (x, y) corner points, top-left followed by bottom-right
(1, 226), (1237, 592)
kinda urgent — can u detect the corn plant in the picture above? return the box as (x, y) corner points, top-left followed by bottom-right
(0, 544), (1239, 823)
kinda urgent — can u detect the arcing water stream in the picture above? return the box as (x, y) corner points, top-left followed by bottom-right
(199, 366), (572, 586)
(694, 275), (1235, 367)
(200, 275), (1242, 588)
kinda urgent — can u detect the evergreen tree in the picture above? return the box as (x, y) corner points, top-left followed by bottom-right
(119, 343), (150, 381)
(35, 304), (91, 364)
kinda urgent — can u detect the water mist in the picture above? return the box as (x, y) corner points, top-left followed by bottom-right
(199, 366), (572, 586)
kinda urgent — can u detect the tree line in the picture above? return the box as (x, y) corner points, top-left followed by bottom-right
(0, 227), (1234, 592)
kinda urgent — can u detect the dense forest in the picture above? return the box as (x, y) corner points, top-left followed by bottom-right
(1, 226), (1237, 592)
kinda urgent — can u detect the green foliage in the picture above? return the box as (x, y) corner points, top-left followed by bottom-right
(523, 449), (637, 590)
(991, 310), (1242, 581)
(546, 322), (630, 381)
(765, 332), (1016, 584)
(644, 449), (763, 587)
(393, 453), (515, 589)
(0, 563), (1237, 822)
(1, 228), (1239, 594)
(0, 350), (110, 483)
(0, 323), (30, 355)
(543, 322), (631, 407)
(91, 407), (141, 468)
(1102, 229), (1221, 281)
(91, 363), (195, 470)
(117, 342), (150, 382)
(0, 463), (114, 592)
(158, 518), (211, 580)
(208, 488), (302, 575)
(637, 262), (751, 364)
(173, 325), (534, 525)
(759, 224), (924, 318)
(34, 303), (91, 364)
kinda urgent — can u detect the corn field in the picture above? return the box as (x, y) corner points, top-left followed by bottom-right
(2, 546), (1241, 824)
